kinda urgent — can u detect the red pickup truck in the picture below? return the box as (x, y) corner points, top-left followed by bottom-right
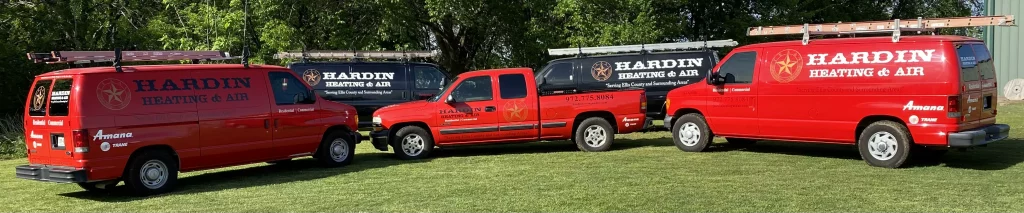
(370, 67), (649, 159)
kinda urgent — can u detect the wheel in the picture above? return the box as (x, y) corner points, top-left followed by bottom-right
(857, 121), (912, 168)
(77, 180), (119, 192)
(123, 150), (178, 196)
(315, 131), (354, 167)
(574, 117), (615, 152)
(392, 126), (434, 160)
(672, 113), (712, 152)
(725, 137), (757, 146)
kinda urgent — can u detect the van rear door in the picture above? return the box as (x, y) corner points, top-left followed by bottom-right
(23, 76), (78, 165)
(953, 42), (989, 130)
(972, 43), (998, 126)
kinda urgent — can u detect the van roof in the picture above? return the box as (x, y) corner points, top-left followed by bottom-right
(740, 35), (982, 49)
(285, 61), (440, 67)
(36, 64), (285, 77)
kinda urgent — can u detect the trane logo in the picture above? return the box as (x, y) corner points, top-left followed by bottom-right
(902, 101), (944, 111)
(93, 129), (133, 141)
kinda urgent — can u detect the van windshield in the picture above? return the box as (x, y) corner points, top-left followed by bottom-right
(428, 76), (459, 102)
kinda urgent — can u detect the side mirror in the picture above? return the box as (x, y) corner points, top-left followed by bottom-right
(710, 72), (726, 85)
(445, 95), (454, 104)
(537, 77), (546, 86)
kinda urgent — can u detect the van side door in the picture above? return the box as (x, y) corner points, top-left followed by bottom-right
(706, 50), (760, 137)
(194, 69), (275, 166)
(266, 71), (324, 158)
(411, 65), (447, 100)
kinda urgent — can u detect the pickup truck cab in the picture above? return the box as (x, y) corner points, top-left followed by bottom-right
(16, 51), (360, 195)
(370, 68), (649, 159)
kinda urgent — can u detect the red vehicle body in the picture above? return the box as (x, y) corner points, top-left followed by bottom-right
(663, 35), (1010, 168)
(16, 64), (360, 195)
(369, 68), (649, 159)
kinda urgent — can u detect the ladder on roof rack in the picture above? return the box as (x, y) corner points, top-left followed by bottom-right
(747, 15), (1016, 45)
(273, 50), (438, 61)
(26, 50), (238, 64)
(547, 40), (739, 56)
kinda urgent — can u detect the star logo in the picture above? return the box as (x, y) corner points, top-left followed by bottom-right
(95, 78), (131, 110)
(769, 49), (803, 83)
(591, 61), (613, 82)
(502, 100), (528, 122)
(302, 69), (322, 86)
(31, 86), (47, 110)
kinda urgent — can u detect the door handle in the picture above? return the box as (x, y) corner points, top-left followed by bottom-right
(484, 106), (496, 112)
(264, 119), (270, 129)
(274, 119), (279, 129)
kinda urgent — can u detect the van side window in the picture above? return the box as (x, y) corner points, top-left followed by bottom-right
(971, 44), (995, 80)
(28, 80), (52, 116)
(542, 62), (573, 86)
(955, 44), (980, 82)
(269, 72), (315, 105)
(499, 74), (528, 99)
(414, 66), (445, 89)
(716, 51), (757, 84)
(450, 76), (493, 102)
(49, 79), (73, 116)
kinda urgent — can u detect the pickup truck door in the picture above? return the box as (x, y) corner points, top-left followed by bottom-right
(493, 73), (540, 141)
(434, 75), (502, 144)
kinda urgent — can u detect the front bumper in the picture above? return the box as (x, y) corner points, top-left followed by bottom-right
(663, 115), (673, 129)
(947, 124), (1010, 147)
(370, 130), (390, 151)
(15, 165), (87, 183)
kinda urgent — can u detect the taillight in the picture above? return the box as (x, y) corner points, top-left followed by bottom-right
(640, 93), (647, 112)
(72, 129), (89, 153)
(947, 95), (961, 119)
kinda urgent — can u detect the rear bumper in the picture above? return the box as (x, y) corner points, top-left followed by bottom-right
(370, 130), (390, 151)
(947, 124), (1011, 147)
(663, 115), (673, 129)
(15, 165), (87, 183)
(643, 116), (654, 129)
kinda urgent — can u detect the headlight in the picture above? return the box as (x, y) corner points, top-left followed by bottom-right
(372, 116), (382, 125)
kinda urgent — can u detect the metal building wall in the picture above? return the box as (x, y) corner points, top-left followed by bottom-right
(985, 0), (1022, 98)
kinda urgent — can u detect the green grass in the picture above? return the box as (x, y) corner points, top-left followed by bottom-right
(2, 105), (1024, 212)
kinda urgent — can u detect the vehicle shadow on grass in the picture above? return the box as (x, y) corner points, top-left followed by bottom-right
(58, 152), (427, 202)
(429, 138), (677, 158)
(725, 139), (1024, 170)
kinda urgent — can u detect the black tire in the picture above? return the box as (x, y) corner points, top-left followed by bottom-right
(574, 117), (615, 152)
(77, 180), (119, 192)
(725, 137), (757, 146)
(392, 126), (434, 160)
(671, 113), (713, 152)
(315, 131), (355, 167)
(123, 150), (178, 196)
(857, 121), (912, 168)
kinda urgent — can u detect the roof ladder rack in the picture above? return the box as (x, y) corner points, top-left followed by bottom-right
(747, 15), (1016, 45)
(26, 50), (239, 70)
(274, 50), (439, 61)
(546, 40), (739, 56)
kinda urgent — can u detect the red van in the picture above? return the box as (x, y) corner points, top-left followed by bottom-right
(16, 50), (360, 195)
(663, 35), (1011, 168)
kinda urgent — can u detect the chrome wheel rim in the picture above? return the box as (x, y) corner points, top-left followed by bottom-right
(140, 160), (168, 189)
(867, 131), (899, 161)
(583, 125), (607, 147)
(402, 134), (425, 156)
(678, 122), (701, 146)
(329, 138), (350, 162)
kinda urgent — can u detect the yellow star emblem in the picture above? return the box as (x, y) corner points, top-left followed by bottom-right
(103, 86), (124, 103)
(776, 55), (796, 75)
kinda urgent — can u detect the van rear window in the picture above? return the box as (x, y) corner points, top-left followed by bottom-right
(971, 44), (995, 80)
(955, 44), (980, 82)
(49, 79), (73, 116)
(27, 80), (52, 116)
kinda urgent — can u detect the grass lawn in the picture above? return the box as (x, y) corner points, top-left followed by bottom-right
(2, 105), (1024, 212)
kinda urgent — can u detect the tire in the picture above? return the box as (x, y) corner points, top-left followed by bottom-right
(392, 126), (434, 160)
(315, 131), (355, 167)
(725, 137), (757, 146)
(574, 117), (615, 152)
(77, 180), (119, 192)
(123, 150), (178, 196)
(672, 113), (713, 152)
(857, 121), (912, 168)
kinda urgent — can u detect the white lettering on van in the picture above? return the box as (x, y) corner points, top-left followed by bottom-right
(614, 58), (704, 71)
(902, 101), (944, 111)
(806, 49), (935, 66)
(48, 120), (64, 126)
(92, 129), (133, 141)
(30, 131), (43, 139)
(808, 68), (875, 78)
(322, 72), (395, 80)
(967, 95), (979, 104)
(967, 83), (982, 90)
(32, 120), (46, 126)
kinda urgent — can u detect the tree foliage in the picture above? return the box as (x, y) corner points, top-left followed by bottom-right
(0, 0), (981, 114)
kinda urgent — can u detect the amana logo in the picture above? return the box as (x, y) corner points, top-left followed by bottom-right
(769, 49), (803, 83)
(303, 69), (322, 86)
(502, 100), (527, 122)
(902, 101), (944, 111)
(96, 78), (131, 110)
(591, 61), (613, 82)
(92, 129), (133, 141)
(32, 86), (47, 110)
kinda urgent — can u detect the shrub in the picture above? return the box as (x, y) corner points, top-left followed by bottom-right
(0, 114), (26, 159)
